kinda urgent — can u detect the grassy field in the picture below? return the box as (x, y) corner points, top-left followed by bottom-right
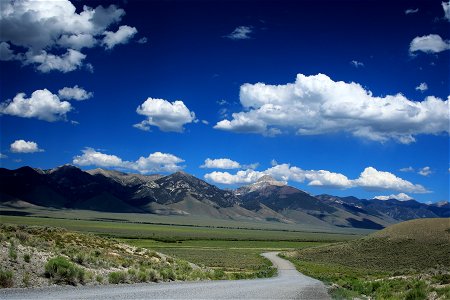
(0, 214), (359, 241)
(0, 211), (355, 279)
(0, 206), (370, 234)
(283, 218), (450, 299)
(123, 239), (325, 273)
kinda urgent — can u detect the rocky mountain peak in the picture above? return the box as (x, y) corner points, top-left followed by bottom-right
(164, 171), (198, 182)
(235, 174), (286, 196)
(173, 170), (191, 177)
(433, 201), (449, 207)
(48, 164), (80, 174)
(257, 175), (275, 182)
(256, 175), (285, 186)
(88, 168), (123, 176)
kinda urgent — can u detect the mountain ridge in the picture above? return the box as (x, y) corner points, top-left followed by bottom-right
(0, 166), (448, 229)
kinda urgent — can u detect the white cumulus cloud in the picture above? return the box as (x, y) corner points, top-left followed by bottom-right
(73, 148), (123, 167)
(73, 148), (184, 174)
(214, 73), (449, 144)
(225, 26), (253, 40)
(409, 34), (450, 54)
(350, 60), (364, 68)
(374, 193), (413, 201)
(133, 152), (184, 173)
(265, 164), (353, 188)
(1, 87), (90, 121)
(205, 169), (263, 185)
(353, 167), (427, 193)
(405, 8), (419, 15)
(1, 89), (72, 121)
(25, 49), (86, 73)
(135, 97), (196, 132)
(201, 158), (242, 169)
(415, 82), (428, 92)
(58, 33), (97, 50)
(418, 166), (432, 176)
(0, 41), (16, 60)
(0, 0), (137, 72)
(10, 140), (44, 153)
(103, 25), (138, 49)
(205, 163), (428, 194)
(58, 86), (93, 101)
(137, 37), (148, 44)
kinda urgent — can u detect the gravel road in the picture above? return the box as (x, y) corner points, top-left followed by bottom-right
(0, 252), (330, 299)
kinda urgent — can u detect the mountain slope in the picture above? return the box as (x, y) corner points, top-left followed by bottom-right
(1, 166), (448, 230)
(316, 194), (448, 221)
(288, 218), (450, 271)
(152, 171), (239, 208)
(237, 176), (390, 229)
(0, 166), (142, 213)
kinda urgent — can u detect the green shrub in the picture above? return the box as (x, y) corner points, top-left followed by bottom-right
(45, 256), (85, 285)
(148, 268), (160, 282)
(255, 266), (276, 278)
(95, 275), (103, 283)
(23, 253), (31, 263)
(160, 268), (176, 281)
(92, 249), (101, 257)
(127, 268), (138, 282)
(432, 273), (450, 285)
(0, 233), (7, 242)
(137, 270), (148, 282)
(121, 259), (132, 268)
(175, 260), (192, 273)
(15, 232), (29, 243)
(8, 246), (17, 261)
(230, 272), (246, 280)
(108, 271), (127, 284)
(73, 253), (86, 265)
(0, 269), (14, 288)
(434, 286), (450, 298)
(189, 269), (207, 281)
(405, 282), (427, 300)
(22, 273), (30, 287)
(212, 268), (225, 280)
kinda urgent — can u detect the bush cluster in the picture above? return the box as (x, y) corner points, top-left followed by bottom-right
(0, 270), (13, 288)
(44, 256), (85, 285)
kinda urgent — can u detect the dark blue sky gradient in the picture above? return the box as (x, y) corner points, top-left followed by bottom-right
(1, 0), (448, 202)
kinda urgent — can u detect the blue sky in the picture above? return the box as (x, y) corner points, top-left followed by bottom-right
(0, 0), (449, 203)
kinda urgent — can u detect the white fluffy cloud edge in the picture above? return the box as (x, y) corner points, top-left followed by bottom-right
(73, 148), (184, 173)
(134, 97), (196, 132)
(214, 73), (449, 144)
(224, 26), (253, 40)
(409, 34), (450, 54)
(204, 163), (429, 194)
(10, 140), (44, 153)
(0, 86), (91, 121)
(72, 149), (427, 195)
(200, 158), (259, 170)
(408, 3), (450, 53)
(374, 193), (413, 201)
(0, 0), (139, 72)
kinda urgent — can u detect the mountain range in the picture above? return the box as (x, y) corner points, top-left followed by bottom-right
(0, 165), (448, 230)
